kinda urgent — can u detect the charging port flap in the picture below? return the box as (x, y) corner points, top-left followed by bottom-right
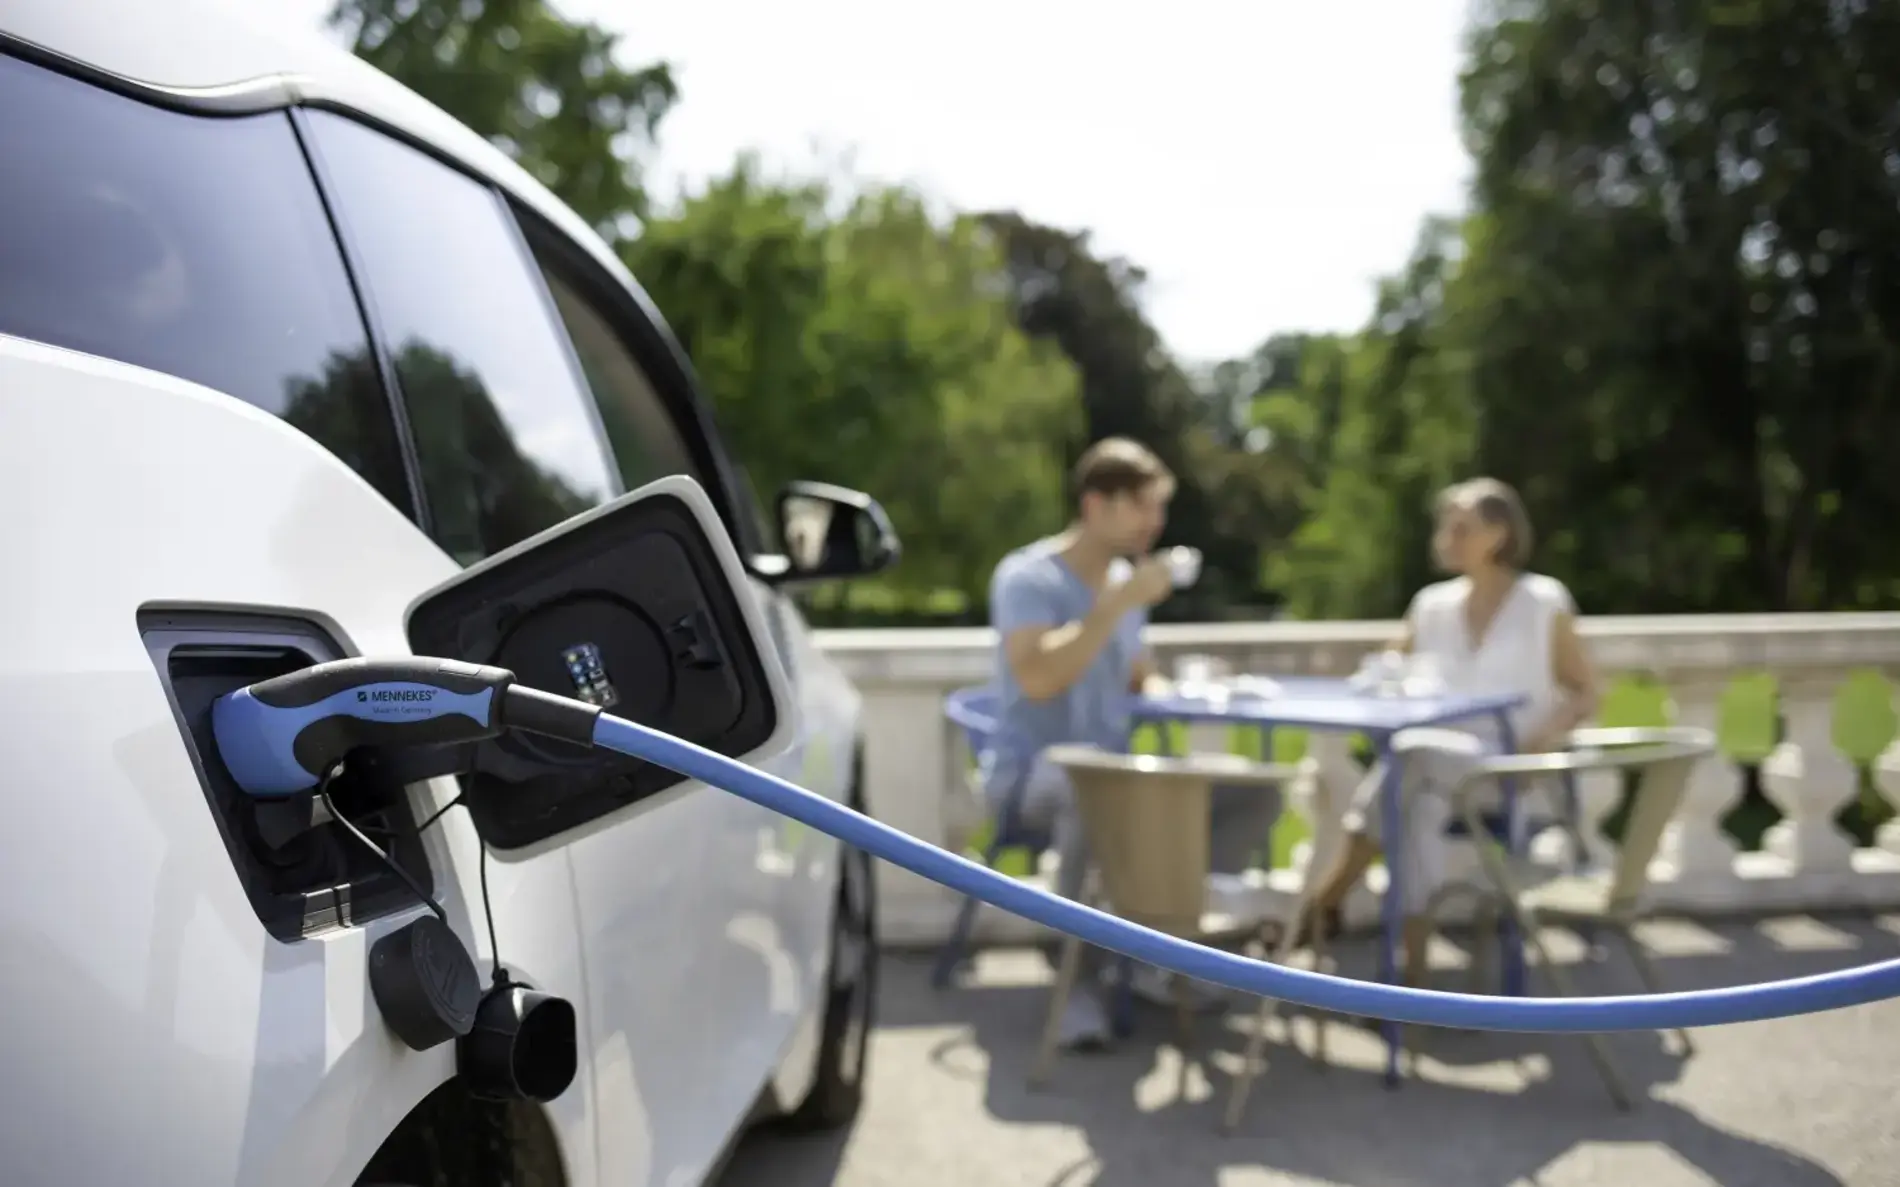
(406, 475), (794, 851)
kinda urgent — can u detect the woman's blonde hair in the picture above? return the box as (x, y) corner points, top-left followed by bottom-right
(1435, 477), (1534, 568)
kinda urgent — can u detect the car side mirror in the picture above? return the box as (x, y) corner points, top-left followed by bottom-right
(406, 475), (794, 851)
(763, 480), (901, 586)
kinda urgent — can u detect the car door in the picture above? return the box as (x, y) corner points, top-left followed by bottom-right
(0, 54), (597, 1187)
(294, 107), (757, 1185)
(305, 108), (831, 1183)
(513, 233), (842, 1161)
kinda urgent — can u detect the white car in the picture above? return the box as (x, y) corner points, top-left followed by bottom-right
(0, 3), (893, 1185)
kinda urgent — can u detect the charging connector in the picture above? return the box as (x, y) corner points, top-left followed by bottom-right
(211, 658), (601, 798)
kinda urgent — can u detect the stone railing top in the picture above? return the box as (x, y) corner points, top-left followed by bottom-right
(815, 612), (1900, 686)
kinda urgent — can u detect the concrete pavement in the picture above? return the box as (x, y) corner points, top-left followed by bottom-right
(718, 914), (1900, 1187)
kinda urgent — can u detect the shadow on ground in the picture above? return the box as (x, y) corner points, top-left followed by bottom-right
(717, 913), (1900, 1187)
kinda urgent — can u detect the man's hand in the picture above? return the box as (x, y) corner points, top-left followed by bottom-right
(1108, 553), (1174, 613)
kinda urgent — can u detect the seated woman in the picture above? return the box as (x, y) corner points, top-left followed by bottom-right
(1296, 477), (1601, 987)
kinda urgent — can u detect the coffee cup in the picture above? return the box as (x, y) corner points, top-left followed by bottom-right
(1165, 546), (1202, 589)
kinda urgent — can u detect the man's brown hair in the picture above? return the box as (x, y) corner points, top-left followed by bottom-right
(1072, 437), (1174, 504)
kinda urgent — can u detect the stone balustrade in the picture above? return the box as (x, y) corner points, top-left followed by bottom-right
(818, 613), (1900, 946)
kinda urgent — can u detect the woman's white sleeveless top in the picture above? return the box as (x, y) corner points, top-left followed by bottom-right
(1407, 572), (1575, 748)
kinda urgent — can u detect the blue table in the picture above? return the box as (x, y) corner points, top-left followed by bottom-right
(1133, 677), (1529, 1088)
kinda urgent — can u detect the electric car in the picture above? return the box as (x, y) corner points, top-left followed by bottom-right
(0, 3), (893, 1184)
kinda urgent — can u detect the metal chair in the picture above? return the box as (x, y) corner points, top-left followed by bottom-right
(1223, 724), (1713, 1129)
(932, 686), (1056, 988)
(943, 684), (998, 758)
(1443, 725), (1713, 1107)
(1028, 746), (1285, 1091)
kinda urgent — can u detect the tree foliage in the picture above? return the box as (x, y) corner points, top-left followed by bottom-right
(627, 166), (1082, 608)
(332, 0), (1900, 623)
(979, 213), (1300, 619)
(1257, 0), (1900, 617)
(325, 0), (1204, 622)
(329, 0), (677, 231)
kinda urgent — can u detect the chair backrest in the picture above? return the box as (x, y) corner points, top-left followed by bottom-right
(1595, 730), (1711, 914)
(1043, 745), (1216, 936)
(1467, 726), (1715, 915)
(944, 685), (1000, 755)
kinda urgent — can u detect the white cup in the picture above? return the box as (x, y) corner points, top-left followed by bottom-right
(1172, 652), (1232, 705)
(1350, 648), (1409, 696)
(1165, 545), (1202, 589)
(1174, 652), (1230, 688)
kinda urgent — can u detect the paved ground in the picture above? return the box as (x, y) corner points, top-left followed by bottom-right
(717, 913), (1900, 1187)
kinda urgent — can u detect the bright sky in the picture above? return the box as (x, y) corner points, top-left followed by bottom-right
(283, 0), (1475, 364)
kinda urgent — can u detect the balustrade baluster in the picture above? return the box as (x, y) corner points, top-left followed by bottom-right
(1761, 677), (1859, 878)
(1650, 678), (1747, 906)
(1875, 724), (1900, 856)
(1875, 767), (1900, 857)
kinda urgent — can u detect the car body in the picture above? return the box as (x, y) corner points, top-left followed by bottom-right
(0, 3), (883, 1185)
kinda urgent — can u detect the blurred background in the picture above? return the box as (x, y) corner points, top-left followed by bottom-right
(280, 0), (1900, 628)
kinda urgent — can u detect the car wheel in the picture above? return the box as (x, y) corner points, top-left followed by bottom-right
(785, 781), (878, 1130)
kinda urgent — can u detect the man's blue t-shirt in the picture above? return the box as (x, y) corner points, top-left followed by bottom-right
(980, 537), (1147, 808)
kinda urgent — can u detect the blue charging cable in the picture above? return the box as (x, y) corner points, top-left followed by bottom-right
(213, 658), (1900, 1035)
(590, 712), (1900, 1032)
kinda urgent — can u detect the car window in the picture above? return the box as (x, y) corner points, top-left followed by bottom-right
(527, 241), (803, 682)
(0, 54), (411, 513)
(531, 259), (710, 487)
(731, 462), (781, 557)
(300, 110), (619, 564)
(527, 245), (807, 680)
(525, 235), (775, 558)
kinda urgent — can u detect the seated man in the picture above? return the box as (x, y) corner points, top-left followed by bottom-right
(979, 437), (1282, 1049)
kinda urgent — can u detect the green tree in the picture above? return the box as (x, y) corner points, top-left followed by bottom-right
(1267, 218), (1478, 618)
(1267, 0), (1900, 618)
(627, 163), (1083, 614)
(332, 0), (1082, 616)
(329, 0), (677, 232)
(1456, 0), (1900, 612)
(978, 212), (1292, 618)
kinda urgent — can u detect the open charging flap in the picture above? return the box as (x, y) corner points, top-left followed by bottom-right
(404, 474), (796, 851)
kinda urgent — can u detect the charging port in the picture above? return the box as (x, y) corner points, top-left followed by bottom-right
(139, 609), (435, 942)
